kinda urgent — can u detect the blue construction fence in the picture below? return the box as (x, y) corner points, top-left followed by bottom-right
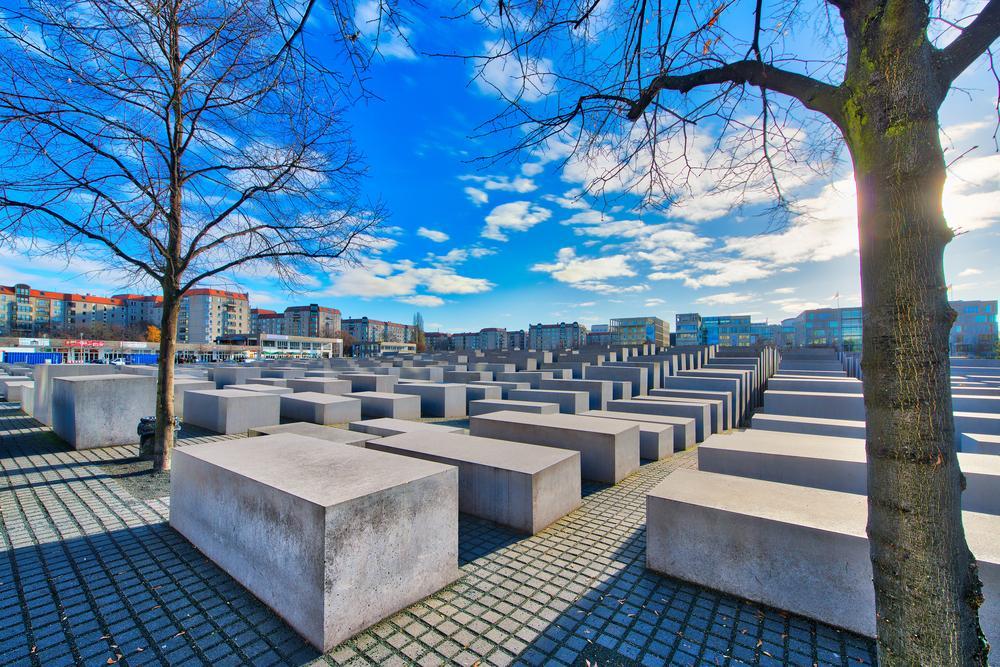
(1, 351), (64, 364)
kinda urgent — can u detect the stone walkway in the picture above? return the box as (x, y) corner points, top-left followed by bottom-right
(0, 402), (876, 666)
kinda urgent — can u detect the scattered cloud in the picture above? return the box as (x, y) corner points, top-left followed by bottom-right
(483, 201), (551, 241)
(474, 40), (556, 103)
(464, 186), (489, 206)
(425, 246), (497, 265)
(461, 174), (538, 193)
(355, 0), (417, 60)
(773, 287), (796, 294)
(531, 247), (636, 284)
(644, 297), (667, 307)
(694, 292), (755, 306)
(399, 295), (445, 307)
(417, 227), (450, 243)
(326, 259), (494, 299)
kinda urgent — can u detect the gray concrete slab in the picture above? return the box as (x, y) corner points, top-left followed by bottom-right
(762, 390), (866, 421)
(286, 378), (353, 395)
(962, 433), (1000, 455)
(663, 375), (743, 426)
(32, 364), (110, 426)
(507, 389), (589, 414)
(584, 366), (648, 397)
(751, 413), (868, 439)
(394, 383), (468, 418)
(539, 378), (614, 410)
(248, 422), (376, 446)
(469, 411), (640, 484)
(279, 393), (363, 425)
(468, 380), (531, 399)
(582, 409), (693, 452)
(637, 396), (723, 434)
(645, 468), (1000, 646)
(224, 383), (295, 396)
(51, 375), (155, 449)
(170, 435), (459, 651)
(367, 431), (581, 534)
(348, 418), (464, 438)
(339, 373), (397, 393)
(212, 366), (263, 389)
(650, 388), (733, 431)
(182, 389), (281, 434)
(469, 399), (560, 416)
(346, 392), (421, 420)
(607, 399), (710, 442)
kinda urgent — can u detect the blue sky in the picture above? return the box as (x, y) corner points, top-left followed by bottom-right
(2, 0), (998, 333)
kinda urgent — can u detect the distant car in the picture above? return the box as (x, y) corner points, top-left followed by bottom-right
(110, 359), (126, 366)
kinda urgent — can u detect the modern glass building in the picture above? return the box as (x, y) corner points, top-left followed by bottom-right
(610, 317), (669, 346)
(950, 300), (998, 357)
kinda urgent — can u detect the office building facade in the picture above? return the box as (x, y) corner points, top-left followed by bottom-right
(528, 322), (588, 351)
(610, 317), (669, 347)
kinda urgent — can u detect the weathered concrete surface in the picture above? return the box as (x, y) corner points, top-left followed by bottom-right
(698, 431), (1000, 515)
(767, 377), (864, 394)
(260, 368), (308, 380)
(646, 468), (1000, 646)
(607, 399), (710, 443)
(346, 392), (421, 420)
(751, 413), (868, 439)
(394, 383), (468, 418)
(52, 375), (155, 449)
(539, 378), (613, 410)
(584, 366), (648, 397)
(224, 383), (295, 396)
(468, 380), (531, 399)
(367, 431), (581, 534)
(170, 435), (460, 651)
(338, 374), (397, 394)
(469, 399), (560, 416)
(662, 375), (742, 427)
(173, 379), (216, 418)
(32, 364), (110, 426)
(762, 391), (866, 421)
(469, 411), (639, 484)
(582, 410), (694, 452)
(286, 378), (353, 395)
(962, 433), (1000, 455)
(649, 388), (733, 431)
(212, 367), (263, 389)
(348, 418), (463, 438)
(460, 384), (502, 410)
(637, 396), (724, 435)
(507, 389), (589, 415)
(280, 393), (363, 425)
(182, 389), (280, 434)
(248, 422), (375, 446)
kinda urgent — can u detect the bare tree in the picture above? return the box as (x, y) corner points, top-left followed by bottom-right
(0, 0), (387, 471)
(466, 0), (999, 662)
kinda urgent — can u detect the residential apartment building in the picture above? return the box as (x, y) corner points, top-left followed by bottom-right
(342, 317), (411, 346)
(611, 316), (669, 347)
(950, 300), (998, 357)
(1, 283), (133, 335)
(452, 332), (480, 351)
(252, 304), (342, 339)
(507, 329), (527, 350)
(528, 322), (588, 351)
(177, 289), (250, 344)
(586, 324), (613, 346)
(425, 331), (453, 351)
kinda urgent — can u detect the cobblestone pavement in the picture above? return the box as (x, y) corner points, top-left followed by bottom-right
(0, 401), (877, 666)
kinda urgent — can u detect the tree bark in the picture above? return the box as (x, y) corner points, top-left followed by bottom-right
(153, 289), (180, 472)
(843, 78), (989, 667)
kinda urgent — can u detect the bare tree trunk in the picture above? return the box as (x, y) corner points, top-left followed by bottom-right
(851, 116), (988, 663)
(153, 290), (180, 472)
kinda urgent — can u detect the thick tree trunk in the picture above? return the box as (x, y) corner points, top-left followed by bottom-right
(848, 115), (988, 665)
(153, 290), (181, 472)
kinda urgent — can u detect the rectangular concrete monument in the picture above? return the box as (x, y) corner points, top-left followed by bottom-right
(347, 392), (421, 420)
(182, 389), (280, 434)
(170, 435), (460, 651)
(280, 393), (362, 425)
(507, 388), (588, 414)
(394, 383), (468, 418)
(248, 422), (376, 447)
(51, 374), (156, 449)
(348, 418), (463, 438)
(469, 399), (560, 416)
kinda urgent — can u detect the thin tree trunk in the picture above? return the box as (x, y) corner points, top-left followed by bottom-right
(851, 118), (988, 663)
(153, 290), (180, 472)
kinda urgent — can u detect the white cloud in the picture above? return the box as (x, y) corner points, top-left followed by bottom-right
(531, 247), (636, 284)
(958, 268), (982, 277)
(483, 201), (551, 241)
(644, 298), (667, 307)
(355, 0), (417, 60)
(474, 40), (555, 103)
(572, 282), (649, 295)
(944, 154), (1000, 232)
(327, 259), (493, 298)
(461, 174), (537, 193)
(521, 162), (544, 177)
(417, 227), (449, 243)
(773, 287), (796, 294)
(464, 187), (489, 206)
(425, 246), (497, 265)
(399, 295), (445, 307)
(695, 292), (755, 306)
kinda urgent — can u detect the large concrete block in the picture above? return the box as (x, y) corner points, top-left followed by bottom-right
(1, 380), (31, 403)
(225, 383), (295, 396)
(280, 393), (362, 425)
(646, 469), (1000, 645)
(582, 409), (693, 452)
(367, 432), (581, 534)
(348, 418), (463, 438)
(699, 431), (1000, 514)
(443, 370), (492, 383)
(751, 413), (867, 439)
(252, 378), (289, 387)
(212, 366), (263, 389)
(183, 389), (280, 434)
(394, 383), (468, 418)
(340, 374), (396, 393)
(469, 411), (639, 484)
(399, 367), (445, 382)
(52, 375), (155, 449)
(539, 378), (613, 410)
(248, 422), (375, 447)
(468, 380), (531, 399)
(762, 391), (866, 421)
(469, 399), (560, 416)
(663, 375), (743, 427)
(650, 388), (733, 431)
(0, 375), (30, 400)
(638, 396), (723, 434)
(173, 378), (216, 418)
(461, 384), (502, 410)
(955, 412), (1000, 443)
(19, 381), (35, 415)
(286, 378), (353, 395)
(962, 433), (1000, 455)
(767, 377), (864, 394)
(170, 435), (459, 651)
(346, 392), (422, 420)
(32, 364), (110, 425)
(260, 368), (307, 379)
(507, 389), (589, 414)
(953, 395), (1000, 413)
(607, 399), (711, 442)
(584, 366), (648, 397)
(495, 371), (555, 389)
